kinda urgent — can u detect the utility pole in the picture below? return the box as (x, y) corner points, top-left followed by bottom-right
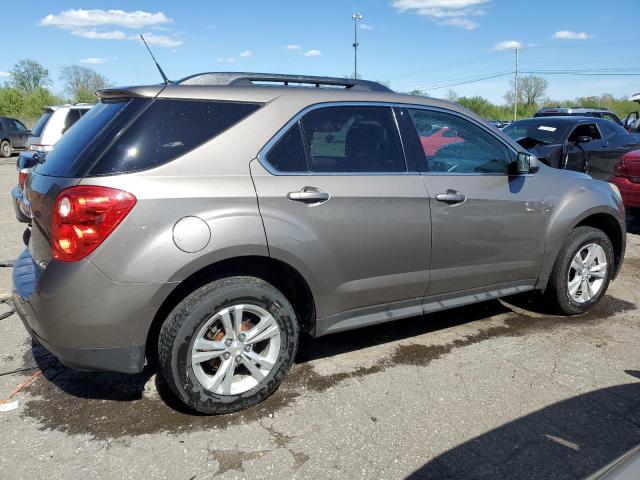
(352, 12), (363, 79)
(512, 47), (520, 121)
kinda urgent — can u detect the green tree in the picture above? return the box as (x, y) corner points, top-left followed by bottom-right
(10, 59), (50, 92)
(22, 88), (63, 120)
(0, 88), (25, 118)
(59, 65), (111, 104)
(504, 75), (548, 118)
(408, 89), (428, 97)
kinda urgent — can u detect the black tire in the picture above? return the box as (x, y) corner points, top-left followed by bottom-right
(158, 276), (299, 414)
(0, 140), (11, 158)
(545, 226), (614, 315)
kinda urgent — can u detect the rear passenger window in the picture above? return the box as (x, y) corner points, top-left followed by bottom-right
(300, 106), (406, 173)
(408, 109), (511, 174)
(90, 99), (261, 175)
(265, 122), (308, 172)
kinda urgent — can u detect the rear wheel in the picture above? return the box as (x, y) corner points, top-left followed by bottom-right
(158, 276), (299, 414)
(0, 140), (11, 158)
(545, 226), (614, 315)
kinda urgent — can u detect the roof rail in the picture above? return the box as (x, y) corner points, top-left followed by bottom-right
(175, 72), (393, 92)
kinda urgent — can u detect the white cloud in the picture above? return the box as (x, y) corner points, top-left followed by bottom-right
(217, 57), (236, 63)
(391, 0), (489, 28)
(79, 57), (113, 64)
(138, 32), (182, 47)
(239, 50), (252, 57)
(40, 9), (181, 47)
(493, 40), (522, 51)
(439, 17), (477, 29)
(304, 49), (322, 57)
(0, 71), (9, 77)
(359, 23), (374, 30)
(284, 44), (302, 50)
(40, 9), (171, 29)
(71, 29), (127, 40)
(553, 30), (590, 40)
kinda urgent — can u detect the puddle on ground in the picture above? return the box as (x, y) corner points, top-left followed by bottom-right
(18, 294), (636, 440)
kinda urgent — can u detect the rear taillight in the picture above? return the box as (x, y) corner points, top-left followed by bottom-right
(18, 168), (29, 188)
(613, 159), (629, 179)
(52, 186), (136, 261)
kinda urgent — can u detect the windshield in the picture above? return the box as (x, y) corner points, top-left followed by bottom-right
(503, 120), (570, 144)
(30, 110), (53, 137)
(33, 99), (132, 177)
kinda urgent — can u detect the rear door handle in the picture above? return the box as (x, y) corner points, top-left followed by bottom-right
(435, 192), (466, 204)
(287, 187), (330, 204)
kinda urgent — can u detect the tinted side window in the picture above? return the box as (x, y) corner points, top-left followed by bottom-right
(568, 124), (601, 142)
(300, 106), (406, 173)
(14, 120), (27, 131)
(0, 120), (5, 132)
(408, 109), (511, 174)
(64, 109), (82, 129)
(265, 122), (308, 172)
(91, 99), (261, 175)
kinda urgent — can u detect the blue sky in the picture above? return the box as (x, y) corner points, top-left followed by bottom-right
(2, 1), (638, 103)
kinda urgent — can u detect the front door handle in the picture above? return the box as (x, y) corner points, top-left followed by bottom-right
(287, 187), (330, 204)
(435, 192), (466, 204)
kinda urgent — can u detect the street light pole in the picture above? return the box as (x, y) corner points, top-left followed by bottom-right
(512, 47), (520, 121)
(352, 12), (363, 79)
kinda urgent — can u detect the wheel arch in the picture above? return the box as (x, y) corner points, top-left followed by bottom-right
(145, 255), (316, 363)
(574, 212), (624, 277)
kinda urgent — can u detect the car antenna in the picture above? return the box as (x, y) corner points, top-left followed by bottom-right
(139, 34), (170, 84)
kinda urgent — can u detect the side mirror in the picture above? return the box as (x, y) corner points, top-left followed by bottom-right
(515, 152), (539, 174)
(576, 136), (592, 144)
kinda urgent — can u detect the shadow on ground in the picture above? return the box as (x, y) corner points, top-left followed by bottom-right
(20, 294), (636, 439)
(407, 374), (640, 479)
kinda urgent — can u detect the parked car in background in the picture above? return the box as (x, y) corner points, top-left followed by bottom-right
(27, 104), (92, 152)
(13, 72), (626, 415)
(623, 92), (640, 133)
(534, 107), (624, 126)
(503, 116), (640, 180)
(610, 149), (640, 213)
(11, 151), (42, 223)
(0, 116), (30, 157)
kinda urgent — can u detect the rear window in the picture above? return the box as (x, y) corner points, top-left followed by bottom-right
(89, 99), (261, 175)
(31, 110), (53, 137)
(33, 98), (261, 177)
(33, 99), (132, 177)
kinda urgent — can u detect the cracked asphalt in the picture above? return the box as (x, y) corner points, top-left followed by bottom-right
(1, 156), (640, 479)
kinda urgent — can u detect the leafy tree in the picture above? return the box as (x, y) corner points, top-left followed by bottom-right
(409, 89), (428, 97)
(0, 88), (25, 117)
(445, 90), (459, 102)
(59, 65), (111, 104)
(504, 75), (548, 117)
(10, 59), (50, 92)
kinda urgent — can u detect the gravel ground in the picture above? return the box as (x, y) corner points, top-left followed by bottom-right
(0, 156), (639, 479)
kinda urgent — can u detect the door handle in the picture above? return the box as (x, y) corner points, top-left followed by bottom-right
(435, 192), (466, 204)
(287, 187), (330, 204)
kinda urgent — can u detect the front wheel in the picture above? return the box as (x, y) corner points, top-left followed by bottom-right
(158, 276), (299, 414)
(545, 226), (614, 315)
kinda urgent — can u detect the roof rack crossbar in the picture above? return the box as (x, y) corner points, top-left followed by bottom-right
(175, 72), (393, 92)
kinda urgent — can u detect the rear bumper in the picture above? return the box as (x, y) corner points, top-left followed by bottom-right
(12, 248), (175, 374)
(610, 177), (640, 208)
(10, 184), (30, 223)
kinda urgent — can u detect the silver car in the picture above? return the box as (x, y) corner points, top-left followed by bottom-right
(12, 73), (626, 414)
(27, 104), (92, 152)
